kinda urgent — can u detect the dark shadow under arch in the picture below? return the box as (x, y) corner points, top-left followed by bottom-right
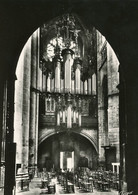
(39, 130), (98, 154)
(38, 131), (98, 170)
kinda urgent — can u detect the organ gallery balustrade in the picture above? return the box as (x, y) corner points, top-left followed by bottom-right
(39, 114), (97, 128)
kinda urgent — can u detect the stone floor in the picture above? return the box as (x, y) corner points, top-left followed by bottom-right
(15, 177), (119, 195)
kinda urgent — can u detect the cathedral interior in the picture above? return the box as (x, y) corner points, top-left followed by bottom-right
(0, 1), (138, 195)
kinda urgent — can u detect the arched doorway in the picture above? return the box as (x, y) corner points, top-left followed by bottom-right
(12, 13), (120, 194)
(38, 132), (98, 172)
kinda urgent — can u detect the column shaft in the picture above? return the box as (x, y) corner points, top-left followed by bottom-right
(29, 30), (39, 171)
(29, 92), (36, 167)
(92, 73), (96, 95)
(34, 92), (39, 176)
(34, 29), (40, 176)
(22, 37), (31, 172)
(14, 48), (24, 165)
(29, 31), (37, 169)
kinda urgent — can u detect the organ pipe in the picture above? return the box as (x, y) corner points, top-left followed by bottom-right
(74, 59), (81, 94)
(62, 49), (74, 93)
(62, 110), (65, 123)
(73, 110), (76, 123)
(71, 80), (75, 94)
(60, 79), (64, 93)
(75, 68), (80, 94)
(80, 80), (84, 94)
(84, 79), (88, 94)
(51, 78), (55, 92)
(57, 111), (60, 126)
(71, 110), (74, 121)
(42, 74), (46, 92)
(67, 105), (72, 128)
(60, 111), (62, 118)
(79, 112), (81, 127)
(76, 111), (78, 119)
(88, 77), (92, 95)
(47, 73), (51, 92)
(55, 58), (61, 93)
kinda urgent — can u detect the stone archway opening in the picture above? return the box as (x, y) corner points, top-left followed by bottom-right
(0, 2), (138, 194)
(12, 11), (121, 194)
(38, 132), (98, 172)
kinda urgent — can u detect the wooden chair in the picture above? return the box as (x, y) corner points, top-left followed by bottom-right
(47, 183), (56, 194)
(67, 182), (75, 193)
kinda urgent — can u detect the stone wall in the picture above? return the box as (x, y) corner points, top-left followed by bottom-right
(97, 30), (120, 166)
(14, 29), (41, 174)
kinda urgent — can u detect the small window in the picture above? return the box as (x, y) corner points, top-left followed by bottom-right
(45, 97), (55, 113)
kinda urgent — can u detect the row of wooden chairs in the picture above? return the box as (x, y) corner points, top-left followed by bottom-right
(42, 169), (119, 193)
(40, 171), (56, 194)
(77, 178), (93, 192)
(57, 171), (93, 193)
(57, 173), (75, 193)
(73, 169), (119, 192)
(92, 171), (119, 191)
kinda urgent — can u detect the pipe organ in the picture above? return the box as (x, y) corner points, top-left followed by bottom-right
(41, 52), (96, 129)
(40, 13), (97, 129)
(44, 60), (96, 95)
